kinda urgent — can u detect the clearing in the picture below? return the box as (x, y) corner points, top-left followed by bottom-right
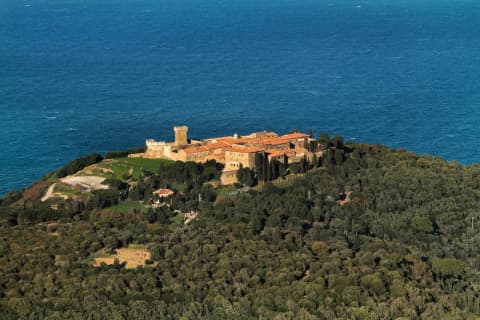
(79, 157), (174, 180)
(42, 157), (173, 202)
(93, 245), (152, 269)
(337, 191), (352, 206)
(61, 175), (108, 190)
(41, 176), (108, 202)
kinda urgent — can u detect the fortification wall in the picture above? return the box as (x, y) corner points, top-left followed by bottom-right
(144, 140), (167, 159)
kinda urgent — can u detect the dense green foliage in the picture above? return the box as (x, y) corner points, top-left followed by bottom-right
(105, 147), (146, 159)
(253, 152), (289, 182)
(56, 153), (104, 178)
(2, 140), (480, 319)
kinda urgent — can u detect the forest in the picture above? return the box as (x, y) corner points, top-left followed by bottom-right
(2, 136), (480, 319)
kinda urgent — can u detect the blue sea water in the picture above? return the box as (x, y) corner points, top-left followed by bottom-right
(1, 0), (480, 195)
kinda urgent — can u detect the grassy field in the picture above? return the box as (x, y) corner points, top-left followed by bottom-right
(215, 185), (239, 196)
(92, 245), (152, 269)
(53, 184), (91, 198)
(80, 157), (175, 180)
(170, 212), (185, 225)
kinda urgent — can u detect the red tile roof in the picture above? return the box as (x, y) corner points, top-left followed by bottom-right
(267, 148), (295, 157)
(205, 141), (231, 150)
(256, 137), (291, 145)
(227, 147), (264, 153)
(241, 131), (279, 138)
(175, 131), (308, 156)
(153, 188), (174, 197)
(280, 132), (310, 139)
(182, 146), (209, 154)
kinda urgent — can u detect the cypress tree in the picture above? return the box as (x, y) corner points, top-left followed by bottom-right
(255, 153), (263, 181)
(312, 154), (318, 167)
(264, 154), (270, 182)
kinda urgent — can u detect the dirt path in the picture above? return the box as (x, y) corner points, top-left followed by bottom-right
(41, 183), (57, 202)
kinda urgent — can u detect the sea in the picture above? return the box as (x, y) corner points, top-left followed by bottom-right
(1, 0), (480, 195)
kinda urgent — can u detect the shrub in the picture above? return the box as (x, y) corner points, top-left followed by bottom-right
(105, 147), (146, 159)
(0, 190), (23, 207)
(57, 153), (103, 178)
(411, 216), (434, 233)
(432, 257), (464, 279)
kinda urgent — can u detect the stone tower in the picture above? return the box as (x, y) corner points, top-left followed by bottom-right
(173, 126), (188, 146)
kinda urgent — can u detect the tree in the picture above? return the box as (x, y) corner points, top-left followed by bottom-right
(299, 156), (309, 173)
(432, 258), (464, 279)
(237, 165), (257, 187)
(319, 132), (330, 143)
(57, 153), (103, 178)
(90, 189), (120, 209)
(255, 152), (269, 182)
(0, 190), (23, 207)
(331, 135), (344, 149)
(411, 216), (434, 233)
(334, 149), (345, 165)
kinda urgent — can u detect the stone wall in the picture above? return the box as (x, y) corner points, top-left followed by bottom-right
(221, 170), (239, 185)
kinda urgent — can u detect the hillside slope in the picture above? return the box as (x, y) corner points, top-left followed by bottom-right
(1, 142), (480, 319)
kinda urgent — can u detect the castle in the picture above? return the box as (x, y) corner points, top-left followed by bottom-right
(134, 126), (322, 184)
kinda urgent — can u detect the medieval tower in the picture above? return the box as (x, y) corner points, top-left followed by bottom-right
(174, 126), (188, 146)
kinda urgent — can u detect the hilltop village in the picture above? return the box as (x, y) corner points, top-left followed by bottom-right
(131, 126), (324, 184)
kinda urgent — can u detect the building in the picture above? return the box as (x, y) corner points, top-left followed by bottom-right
(152, 188), (174, 198)
(224, 147), (263, 170)
(173, 126), (188, 146)
(136, 126), (317, 184)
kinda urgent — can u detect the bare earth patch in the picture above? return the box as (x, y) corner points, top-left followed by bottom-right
(41, 175), (108, 202)
(184, 211), (199, 224)
(60, 176), (108, 191)
(41, 183), (58, 202)
(80, 163), (114, 175)
(337, 191), (352, 206)
(94, 247), (152, 269)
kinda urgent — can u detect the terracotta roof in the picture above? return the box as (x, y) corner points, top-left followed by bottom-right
(256, 137), (291, 145)
(153, 188), (174, 197)
(227, 147), (264, 153)
(182, 146), (209, 154)
(205, 141), (231, 150)
(172, 131), (308, 156)
(280, 132), (310, 139)
(241, 131), (279, 138)
(206, 136), (235, 142)
(259, 131), (279, 137)
(213, 137), (253, 144)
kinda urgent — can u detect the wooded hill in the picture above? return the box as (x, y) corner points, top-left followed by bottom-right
(1, 137), (480, 319)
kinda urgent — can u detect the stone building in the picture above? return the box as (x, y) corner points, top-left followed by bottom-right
(224, 147), (263, 170)
(173, 126), (188, 146)
(143, 126), (191, 160)
(138, 126), (316, 185)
